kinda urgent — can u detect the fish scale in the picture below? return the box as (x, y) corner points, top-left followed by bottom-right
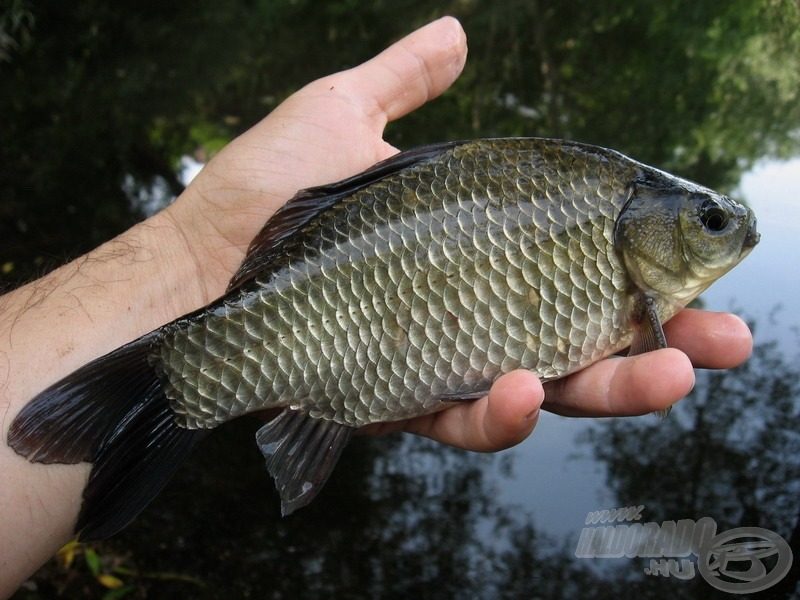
(155, 139), (639, 429)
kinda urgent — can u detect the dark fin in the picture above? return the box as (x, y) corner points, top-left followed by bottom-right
(228, 141), (464, 291)
(255, 409), (355, 516)
(77, 396), (210, 541)
(8, 332), (162, 463)
(7, 333), (209, 540)
(628, 292), (671, 420)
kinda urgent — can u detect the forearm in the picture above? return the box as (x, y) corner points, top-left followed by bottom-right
(0, 204), (213, 593)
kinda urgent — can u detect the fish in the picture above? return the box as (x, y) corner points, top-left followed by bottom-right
(8, 138), (759, 540)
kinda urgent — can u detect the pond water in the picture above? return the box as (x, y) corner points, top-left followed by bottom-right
(4, 2), (800, 599)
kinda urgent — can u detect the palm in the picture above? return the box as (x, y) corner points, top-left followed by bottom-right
(176, 45), (439, 283)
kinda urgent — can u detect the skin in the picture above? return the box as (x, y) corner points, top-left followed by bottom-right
(0, 17), (752, 595)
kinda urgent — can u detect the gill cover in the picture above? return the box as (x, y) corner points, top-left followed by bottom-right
(614, 174), (756, 301)
(613, 172), (758, 420)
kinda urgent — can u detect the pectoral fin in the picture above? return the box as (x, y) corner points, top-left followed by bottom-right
(629, 293), (671, 420)
(629, 294), (667, 356)
(255, 409), (355, 516)
(434, 390), (488, 402)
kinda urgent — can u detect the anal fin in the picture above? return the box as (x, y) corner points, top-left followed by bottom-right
(255, 409), (355, 516)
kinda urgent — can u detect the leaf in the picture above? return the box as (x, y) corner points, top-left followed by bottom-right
(98, 574), (125, 589)
(55, 539), (79, 570)
(84, 548), (101, 576)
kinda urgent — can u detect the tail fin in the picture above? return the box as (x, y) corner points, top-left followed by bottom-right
(8, 333), (209, 541)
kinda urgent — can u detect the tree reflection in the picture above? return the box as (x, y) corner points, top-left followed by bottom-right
(19, 421), (570, 598)
(6, 1), (800, 597)
(580, 319), (800, 598)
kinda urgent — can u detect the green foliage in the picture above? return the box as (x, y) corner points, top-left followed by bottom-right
(0, 0), (34, 61)
(84, 547), (101, 576)
(13, 539), (205, 598)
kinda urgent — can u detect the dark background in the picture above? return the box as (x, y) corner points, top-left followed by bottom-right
(3, 1), (800, 598)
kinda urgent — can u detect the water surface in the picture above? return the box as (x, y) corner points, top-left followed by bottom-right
(4, 2), (799, 598)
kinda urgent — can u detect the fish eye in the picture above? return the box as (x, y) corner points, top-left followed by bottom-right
(699, 200), (729, 232)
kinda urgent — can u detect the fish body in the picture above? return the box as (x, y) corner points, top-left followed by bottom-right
(161, 139), (636, 429)
(8, 138), (759, 540)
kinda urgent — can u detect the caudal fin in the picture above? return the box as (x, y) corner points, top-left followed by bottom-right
(7, 333), (209, 541)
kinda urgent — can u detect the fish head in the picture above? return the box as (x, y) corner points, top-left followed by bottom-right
(614, 174), (759, 305)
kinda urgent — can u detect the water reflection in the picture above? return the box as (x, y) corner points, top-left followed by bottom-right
(583, 325), (800, 533)
(5, 0), (800, 598)
(79, 425), (572, 598)
(579, 318), (800, 596)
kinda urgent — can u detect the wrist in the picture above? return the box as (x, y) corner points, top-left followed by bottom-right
(0, 205), (213, 413)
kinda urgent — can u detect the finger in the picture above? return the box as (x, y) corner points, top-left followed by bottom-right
(337, 16), (467, 126)
(363, 370), (543, 452)
(542, 348), (695, 418)
(663, 309), (753, 369)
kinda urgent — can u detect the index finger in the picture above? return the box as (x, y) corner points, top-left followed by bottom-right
(541, 309), (753, 418)
(663, 309), (753, 369)
(542, 348), (694, 418)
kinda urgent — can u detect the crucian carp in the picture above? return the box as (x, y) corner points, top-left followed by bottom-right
(8, 138), (759, 540)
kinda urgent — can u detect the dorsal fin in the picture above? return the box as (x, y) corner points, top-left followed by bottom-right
(227, 141), (463, 291)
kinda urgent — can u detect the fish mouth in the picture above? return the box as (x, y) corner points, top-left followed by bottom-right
(743, 214), (760, 249)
